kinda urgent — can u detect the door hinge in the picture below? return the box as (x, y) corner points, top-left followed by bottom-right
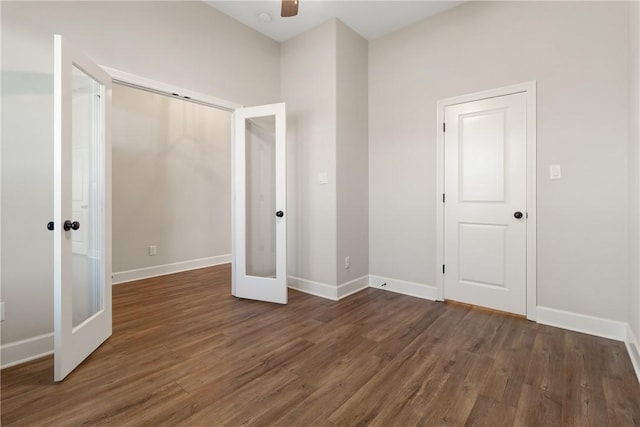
(442, 264), (445, 274)
(442, 193), (445, 203)
(443, 122), (446, 132)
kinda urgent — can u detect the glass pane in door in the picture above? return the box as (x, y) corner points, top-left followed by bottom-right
(245, 116), (276, 278)
(71, 65), (104, 328)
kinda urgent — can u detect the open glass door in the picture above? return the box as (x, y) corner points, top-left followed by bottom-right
(53, 35), (112, 381)
(232, 103), (287, 304)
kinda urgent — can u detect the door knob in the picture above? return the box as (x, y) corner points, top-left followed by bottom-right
(514, 211), (523, 219)
(47, 221), (54, 231)
(275, 211), (284, 218)
(64, 220), (81, 231)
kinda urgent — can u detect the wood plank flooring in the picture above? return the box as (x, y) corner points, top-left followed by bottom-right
(2, 264), (639, 426)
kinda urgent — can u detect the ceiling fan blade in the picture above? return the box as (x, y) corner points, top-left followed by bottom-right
(281, 0), (298, 17)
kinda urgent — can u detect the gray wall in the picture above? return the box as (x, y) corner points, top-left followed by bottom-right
(629, 1), (640, 350)
(112, 84), (231, 273)
(336, 21), (369, 285)
(369, 1), (630, 321)
(1, 1), (280, 351)
(281, 20), (338, 286)
(280, 18), (369, 290)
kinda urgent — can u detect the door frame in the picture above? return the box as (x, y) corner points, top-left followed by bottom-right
(435, 81), (537, 320)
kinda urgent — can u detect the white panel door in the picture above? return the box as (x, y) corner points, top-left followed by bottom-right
(232, 103), (287, 304)
(53, 35), (112, 381)
(444, 93), (527, 315)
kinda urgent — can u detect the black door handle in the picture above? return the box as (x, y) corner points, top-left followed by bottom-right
(64, 220), (81, 231)
(47, 221), (54, 231)
(514, 211), (523, 219)
(275, 211), (284, 218)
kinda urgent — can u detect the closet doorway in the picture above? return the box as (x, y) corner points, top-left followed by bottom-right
(111, 83), (232, 281)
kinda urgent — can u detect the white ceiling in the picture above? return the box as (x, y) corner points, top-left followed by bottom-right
(205, 1), (464, 42)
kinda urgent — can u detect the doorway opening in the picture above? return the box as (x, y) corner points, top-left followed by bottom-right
(106, 68), (240, 287)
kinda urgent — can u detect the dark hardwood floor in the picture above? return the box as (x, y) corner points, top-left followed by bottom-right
(2, 264), (639, 426)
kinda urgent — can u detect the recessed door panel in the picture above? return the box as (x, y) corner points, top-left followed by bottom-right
(459, 223), (506, 288)
(460, 110), (506, 202)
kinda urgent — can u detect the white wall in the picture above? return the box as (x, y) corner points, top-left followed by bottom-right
(112, 84), (231, 273)
(1, 1), (280, 361)
(369, 1), (630, 321)
(336, 21), (369, 285)
(281, 20), (338, 287)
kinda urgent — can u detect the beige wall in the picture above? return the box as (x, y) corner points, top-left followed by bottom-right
(112, 84), (231, 273)
(281, 18), (369, 290)
(369, 1), (630, 321)
(629, 1), (640, 348)
(1, 1), (280, 353)
(3, 1), (280, 107)
(336, 21), (369, 285)
(281, 20), (338, 286)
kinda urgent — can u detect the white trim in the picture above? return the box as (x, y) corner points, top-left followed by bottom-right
(112, 255), (231, 285)
(626, 324), (640, 383)
(337, 276), (370, 299)
(436, 81), (537, 320)
(288, 276), (340, 300)
(102, 66), (242, 112)
(287, 275), (369, 301)
(537, 306), (627, 341)
(525, 82), (538, 321)
(369, 275), (438, 301)
(1, 333), (53, 369)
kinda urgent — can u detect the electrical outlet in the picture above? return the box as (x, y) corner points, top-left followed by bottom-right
(1, 302), (5, 321)
(345, 256), (351, 269)
(149, 245), (157, 256)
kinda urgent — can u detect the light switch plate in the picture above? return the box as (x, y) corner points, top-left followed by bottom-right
(549, 164), (562, 180)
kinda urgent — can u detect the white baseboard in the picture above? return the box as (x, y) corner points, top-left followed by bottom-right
(112, 254), (231, 284)
(337, 275), (370, 299)
(288, 275), (370, 301)
(1, 333), (53, 369)
(369, 275), (438, 301)
(288, 276), (340, 300)
(536, 306), (627, 341)
(626, 324), (640, 383)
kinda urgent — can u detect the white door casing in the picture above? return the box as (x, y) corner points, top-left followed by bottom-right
(54, 35), (112, 381)
(436, 82), (537, 319)
(232, 103), (287, 304)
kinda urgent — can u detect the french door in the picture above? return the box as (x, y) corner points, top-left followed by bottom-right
(232, 103), (287, 304)
(53, 35), (112, 381)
